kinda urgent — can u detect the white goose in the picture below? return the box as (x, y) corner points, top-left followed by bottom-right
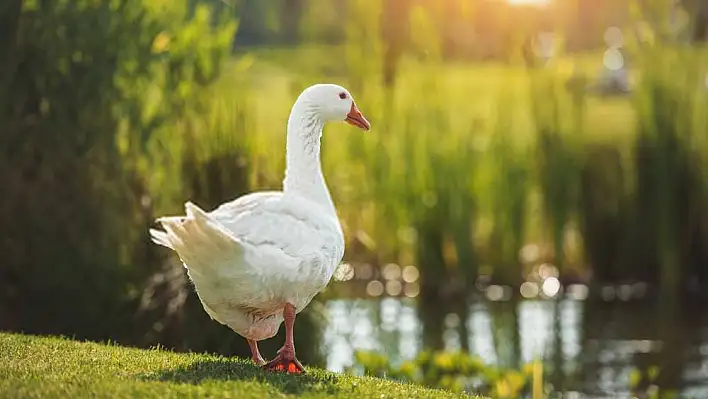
(149, 84), (370, 373)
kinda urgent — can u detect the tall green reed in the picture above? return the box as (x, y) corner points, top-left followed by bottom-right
(527, 64), (585, 273)
(171, 1), (708, 300)
(630, 42), (708, 296)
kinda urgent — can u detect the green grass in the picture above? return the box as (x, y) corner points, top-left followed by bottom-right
(0, 333), (478, 399)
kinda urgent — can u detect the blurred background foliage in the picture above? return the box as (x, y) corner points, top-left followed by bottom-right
(2, 0), (708, 397)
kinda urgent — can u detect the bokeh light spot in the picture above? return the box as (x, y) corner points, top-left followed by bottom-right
(382, 263), (401, 281)
(385, 280), (402, 296)
(520, 281), (539, 299)
(486, 285), (504, 301)
(542, 277), (561, 297)
(402, 265), (419, 283)
(403, 282), (420, 298)
(333, 262), (354, 281)
(366, 280), (384, 297)
(603, 49), (624, 71)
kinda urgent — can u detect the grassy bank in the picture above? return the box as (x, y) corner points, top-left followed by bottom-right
(0, 332), (477, 398)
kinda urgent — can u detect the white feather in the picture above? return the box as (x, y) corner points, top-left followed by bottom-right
(149, 84), (361, 342)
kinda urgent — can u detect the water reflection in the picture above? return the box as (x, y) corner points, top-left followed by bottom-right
(323, 298), (708, 397)
(324, 298), (422, 372)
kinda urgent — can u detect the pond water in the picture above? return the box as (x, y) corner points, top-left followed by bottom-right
(322, 297), (708, 398)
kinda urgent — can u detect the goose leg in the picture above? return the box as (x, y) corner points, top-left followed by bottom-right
(262, 302), (305, 374)
(247, 339), (266, 366)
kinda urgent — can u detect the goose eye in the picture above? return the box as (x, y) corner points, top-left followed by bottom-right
(338, 92), (347, 100)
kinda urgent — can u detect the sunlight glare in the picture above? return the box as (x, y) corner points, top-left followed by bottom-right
(508, 0), (551, 6)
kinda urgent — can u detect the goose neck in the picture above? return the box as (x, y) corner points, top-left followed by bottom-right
(283, 103), (335, 214)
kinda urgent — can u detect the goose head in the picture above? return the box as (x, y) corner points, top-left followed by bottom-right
(298, 84), (371, 131)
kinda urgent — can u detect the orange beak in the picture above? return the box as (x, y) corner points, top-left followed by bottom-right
(345, 102), (371, 131)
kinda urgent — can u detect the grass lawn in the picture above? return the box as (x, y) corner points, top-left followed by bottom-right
(0, 332), (478, 398)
